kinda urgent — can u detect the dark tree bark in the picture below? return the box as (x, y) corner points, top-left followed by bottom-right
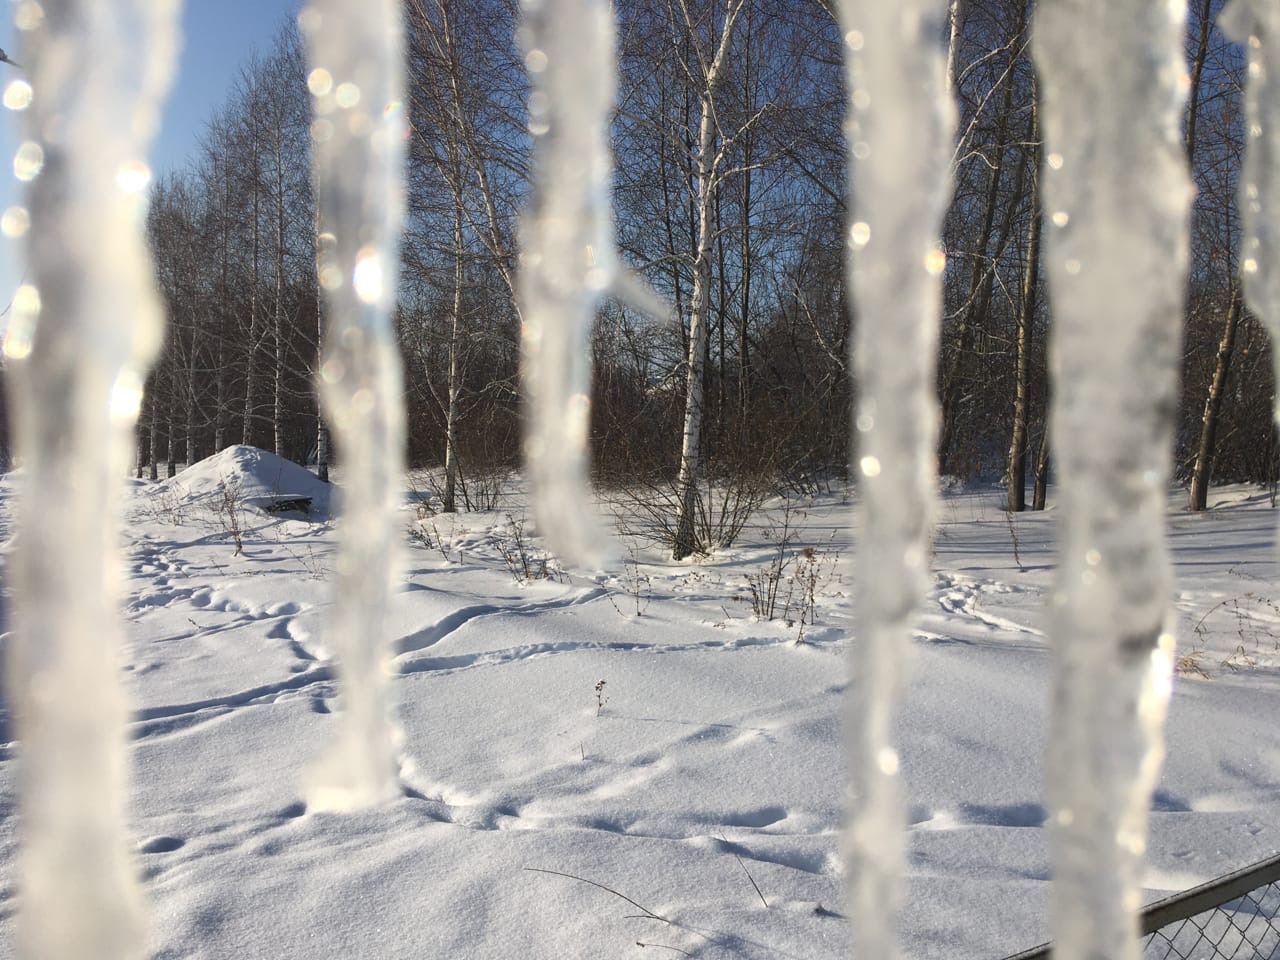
(1184, 0), (1234, 512)
(1032, 425), (1050, 511)
(1188, 289), (1243, 511)
(1007, 96), (1041, 513)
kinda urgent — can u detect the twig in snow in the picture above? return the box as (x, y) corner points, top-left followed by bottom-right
(523, 866), (669, 923)
(635, 942), (694, 957)
(719, 833), (768, 909)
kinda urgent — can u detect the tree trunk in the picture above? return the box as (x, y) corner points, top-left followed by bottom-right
(165, 403), (177, 479)
(737, 50), (755, 439)
(1184, 0), (1229, 513)
(715, 189), (728, 445)
(314, 207), (329, 483)
(148, 404), (159, 481)
(273, 127), (287, 459)
(442, 194), (464, 513)
(945, 0), (965, 97)
(214, 144), (231, 453)
(242, 155), (261, 447)
(1188, 288), (1244, 511)
(1032, 425), (1049, 510)
(738, 176), (752, 437)
(673, 92), (718, 560)
(137, 390), (152, 479)
(1185, 0), (1214, 165)
(185, 347), (197, 468)
(939, 4), (1025, 473)
(316, 419), (330, 483)
(1007, 99), (1041, 513)
(671, 0), (745, 560)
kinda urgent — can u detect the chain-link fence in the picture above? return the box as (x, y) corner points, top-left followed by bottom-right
(1006, 852), (1280, 960)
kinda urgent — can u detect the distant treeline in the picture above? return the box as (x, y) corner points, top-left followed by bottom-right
(127, 0), (1266, 525)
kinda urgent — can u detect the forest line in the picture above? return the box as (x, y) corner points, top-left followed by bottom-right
(128, 0), (1258, 554)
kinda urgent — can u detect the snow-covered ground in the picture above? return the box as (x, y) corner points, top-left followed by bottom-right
(0, 446), (1277, 959)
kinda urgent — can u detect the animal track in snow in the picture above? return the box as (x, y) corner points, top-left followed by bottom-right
(394, 632), (796, 678)
(722, 805), (789, 829)
(131, 665), (334, 723)
(392, 587), (607, 656)
(932, 573), (1044, 637)
(139, 835), (186, 854)
(908, 801), (1046, 831)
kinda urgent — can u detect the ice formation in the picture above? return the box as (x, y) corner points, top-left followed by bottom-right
(300, 0), (408, 811)
(1222, 0), (1280, 435)
(518, 0), (663, 568)
(1032, 2), (1192, 957)
(838, 3), (955, 956)
(2, 0), (181, 956)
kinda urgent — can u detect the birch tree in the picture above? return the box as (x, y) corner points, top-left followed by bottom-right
(671, 0), (750, 560)
(404, 0), (526, 507)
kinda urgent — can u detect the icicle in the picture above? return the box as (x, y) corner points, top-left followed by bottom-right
(838, 4), (954, 957)
(1222, 1), (1280, 447)
(3, 0), (181, 956)
(300, 0), (407, 811)
(1032, 3), (1191, 958)
(517, 0), (641, 569)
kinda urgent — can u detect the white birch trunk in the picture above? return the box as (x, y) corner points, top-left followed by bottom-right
(443, 195), (463, 513)
(838, 4), (955, 957)
(669, 0), (745, 562)
(186, 350), (197, 467)
(2, 0), (181, 956)
(1033, 3), (1192, 957)
(945, 0), (965, 98)
(313, 205), (329, 483)
(301, 0), (408, 810)
(214, 147), (231, 453)
(274, 125), (288, 459)
(672, 104), (717, 560)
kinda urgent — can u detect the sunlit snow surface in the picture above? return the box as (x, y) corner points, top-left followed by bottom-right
(3, 1), (181, 958)
(2, 462), (1277, 959)
(1033, 3), (1192, 958)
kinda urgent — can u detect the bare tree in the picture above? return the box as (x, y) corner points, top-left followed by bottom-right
(668, 0), (751, 559)
(1005, 91), (1041, 513)
(404, 0), (526, 507)
(1186, 0), (1244, 511)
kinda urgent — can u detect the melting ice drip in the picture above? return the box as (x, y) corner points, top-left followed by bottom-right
(0, 0), (1235, 956)
(1033, 2), (1191, 959)
(841, 0), (1195, 956)
(518, 0), (615, 567)
(1223, 1), (1280, 436)
(518, 0), (667, 568)
(3, 0), (181, 957)
(838, 3), (955, 958)
(300, 0), (408, 811)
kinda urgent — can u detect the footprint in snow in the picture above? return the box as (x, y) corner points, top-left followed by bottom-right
(139, 835), (185, 854)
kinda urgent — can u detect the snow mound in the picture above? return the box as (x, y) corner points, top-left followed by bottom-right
(151, 446), (330, 517)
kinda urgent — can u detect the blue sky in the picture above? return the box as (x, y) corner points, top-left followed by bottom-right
(152, 0), (302, 176)
(0, 0), (300, 313)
